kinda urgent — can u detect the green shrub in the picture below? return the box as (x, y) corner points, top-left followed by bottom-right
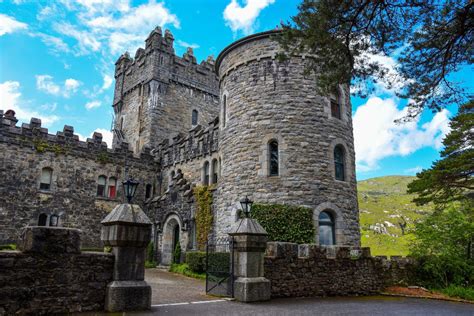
(251, 203), (315, 243)
(173, 242), (182, 264)
(147, 241), (154, 262)
(145, 260), (157, 269)
(186, 251), (206, 273)
(194, 186), (214, 250)
(169, 263), (206, 279)
(439, 285), (474, 301)
(207, 252), (230, 273)
(0, 244), (16, 251)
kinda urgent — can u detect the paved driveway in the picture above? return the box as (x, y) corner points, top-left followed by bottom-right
(146, 268), (216, 305)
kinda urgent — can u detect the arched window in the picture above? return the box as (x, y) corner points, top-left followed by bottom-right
(334, 145), (345, 181)
(203, 161), (210, 185)
(222, 95), (227, 127)
(38, 213), (48, 226)
(212, 159), (218, 183)
(331, 89), (342, 119)
(269, 140), (279, 176)
(97, 175), (107, 197)
(319, 211), (335, 246)
(145, 184), (152, 199)
(192, 109), (198, 125)
(40, 167), (52, 190)
(108, 177), (117, 199)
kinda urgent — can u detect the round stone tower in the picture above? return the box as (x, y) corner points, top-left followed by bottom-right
(214, 30), (360, 246)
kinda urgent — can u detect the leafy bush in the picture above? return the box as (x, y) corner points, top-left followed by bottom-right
(173, 242), (182, 264)
(251, 203), (315, 243)
(169, 263), (206, 279)
(145, 260), (157, 269)
(410, 202), (474, 288)
(147, 241), (154, 262)
(186, 251), (206, 273)
(207, 252), (230, 273)
(439, 285), (474, 301)
(194, 186), (214, 250)
(0, 244), (16, 251)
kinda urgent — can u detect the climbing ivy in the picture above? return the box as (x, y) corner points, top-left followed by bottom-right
(193, 185), (214, 250)
(251, 203), (315, 244)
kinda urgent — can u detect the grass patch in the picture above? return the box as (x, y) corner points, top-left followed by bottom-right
(438, 285), (474, 301)
(169, 263), (206, 280)
(145, 261), (157, 269)
(0, 244), (17, 251)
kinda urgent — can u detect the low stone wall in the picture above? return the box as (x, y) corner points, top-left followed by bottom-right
(0, 227), (114, 315)
(264, 242), (415, 298)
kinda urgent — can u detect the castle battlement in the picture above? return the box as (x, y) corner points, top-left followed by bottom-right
(265, 241), (414, 265)
(113, 27), (218, 108)
(0, 110), (156, 164)
(154, 116), (219, 167)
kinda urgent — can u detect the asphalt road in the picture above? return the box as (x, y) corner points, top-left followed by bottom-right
(85, 296), (472, 316)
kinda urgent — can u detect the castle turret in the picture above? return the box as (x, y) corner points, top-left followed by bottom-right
(214, 30), (360, 246)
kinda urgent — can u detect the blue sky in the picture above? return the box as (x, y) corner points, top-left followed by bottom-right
(0, 0), (471, 180)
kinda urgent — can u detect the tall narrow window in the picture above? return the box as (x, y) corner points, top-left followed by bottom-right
(40, 167), (52, 190)
(145, 184), (152, 199)
(212, 159), (218, 183)
(108, 177), (117, 199)
(192, 109), (198, 125)
(97, 175), (107, 197)
(334, 145), (345, 181)
(319, 211), (335, 246)
(331, 89), (341, 119)
(203, 161), (210, 185)
(120, 117), (124, 130)
(269, 140), (279, 176)
(38, 213), (48, 226)
(222, 95), (227, 127)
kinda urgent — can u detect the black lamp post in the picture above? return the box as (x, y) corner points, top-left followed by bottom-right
(240, 196), (254, 218)
(122, 177), (139, 204)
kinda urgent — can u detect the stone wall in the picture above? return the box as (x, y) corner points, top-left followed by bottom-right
(214, 30), (360, 243)
(264, 242), (415, 298)
(112, 26), (219, 153)
(0, 112), (159, 247)
(0, 227), (114, 315)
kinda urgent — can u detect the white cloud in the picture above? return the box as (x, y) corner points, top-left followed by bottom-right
(36, 75), (82, 97)
(0, 14), (27, 36)
(176, 39), (200, 50)
(85, 100), (101, 110)
(404, 166), (423, 174)
(223, 0), (275, 35)
(101, 74), (113, 90)
(54, 22), (102, 55)
(35, 33), (70, 53)
(353, 97), (450, 172)
(0, 81), (59, 126)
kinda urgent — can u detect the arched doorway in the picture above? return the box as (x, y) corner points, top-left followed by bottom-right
(161, 215), (182, 265)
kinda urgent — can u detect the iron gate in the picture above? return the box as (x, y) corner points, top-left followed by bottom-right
(205, 236), (234, 297)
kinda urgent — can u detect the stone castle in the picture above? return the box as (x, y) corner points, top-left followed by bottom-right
(0, 27), (359, 265)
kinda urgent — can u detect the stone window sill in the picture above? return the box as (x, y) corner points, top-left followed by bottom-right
(38, 189), (54, 195)
(95, 196), (118, 202)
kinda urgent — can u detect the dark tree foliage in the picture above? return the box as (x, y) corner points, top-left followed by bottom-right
(279, 0), (473, 120)
(407, 100), (473, 206)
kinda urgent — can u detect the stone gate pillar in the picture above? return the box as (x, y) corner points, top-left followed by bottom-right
(101, 204), (152, 312)
(229, 217), (271, 302)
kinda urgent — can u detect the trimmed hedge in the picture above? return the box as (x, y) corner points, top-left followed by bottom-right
(185, 251), (230, 274)
(251, 203), (315, 244)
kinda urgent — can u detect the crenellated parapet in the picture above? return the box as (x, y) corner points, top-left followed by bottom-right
(153, 116), (219, 167)
(113, 26), (218, 110)
(0, 110), (157, 165)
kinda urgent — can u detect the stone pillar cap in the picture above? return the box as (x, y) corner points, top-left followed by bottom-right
(229, 218), (267, 236)
(101, 204), (152, 227)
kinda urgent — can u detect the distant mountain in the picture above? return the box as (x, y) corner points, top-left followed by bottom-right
(357, 176), (434, 256)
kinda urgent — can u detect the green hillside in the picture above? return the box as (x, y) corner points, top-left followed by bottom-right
(358, 175), (434, 256)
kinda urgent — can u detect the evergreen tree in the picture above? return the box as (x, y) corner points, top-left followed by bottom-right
(407, 100), (473, 206)
(279, 1), (473, 120)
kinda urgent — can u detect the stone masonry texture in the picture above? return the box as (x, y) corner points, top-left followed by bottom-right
(0, 113), (158, 247)
(0, 227), (114, 315)
(265, 242), (416, 298)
